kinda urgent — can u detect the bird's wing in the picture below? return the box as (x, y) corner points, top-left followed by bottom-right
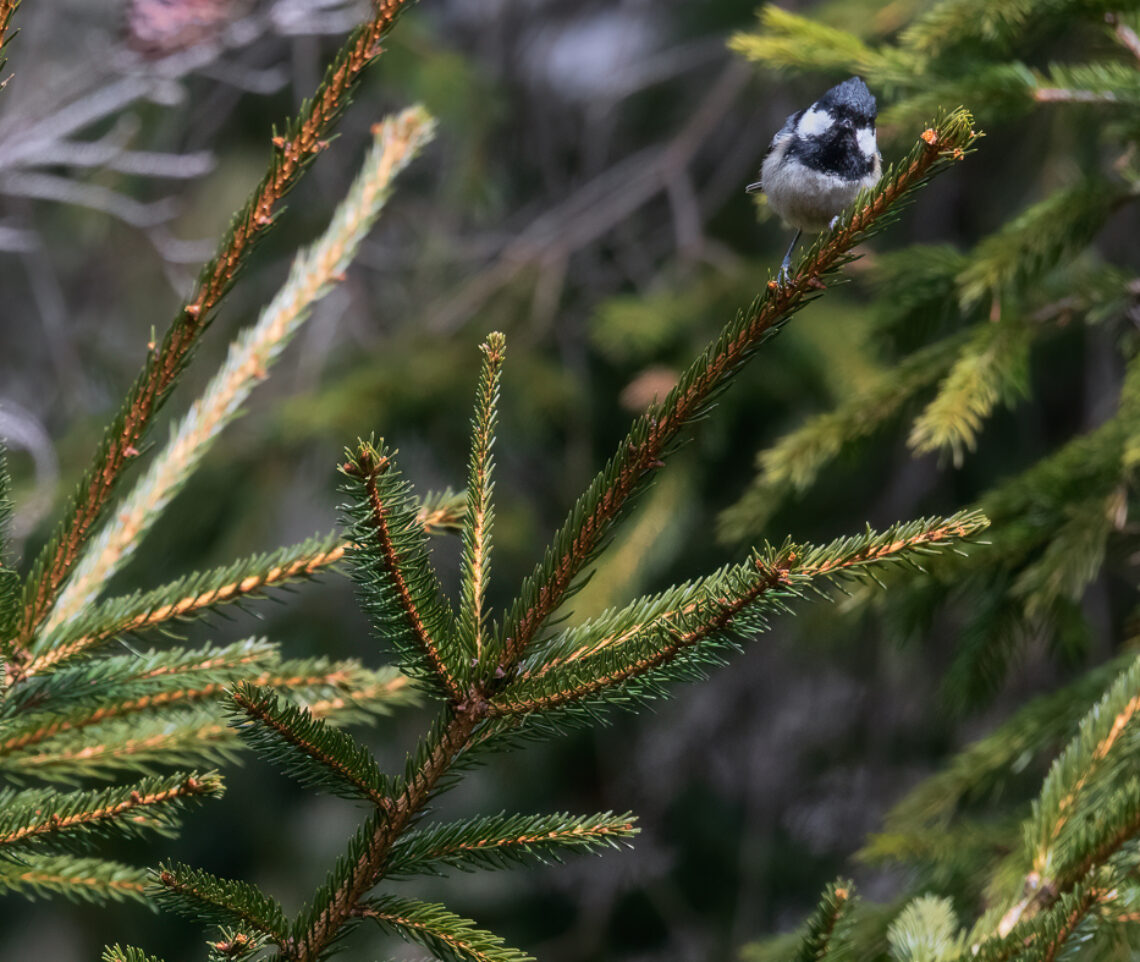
(768, 110), (802, 153)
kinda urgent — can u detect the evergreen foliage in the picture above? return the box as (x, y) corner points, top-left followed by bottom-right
(132, 105), (986, 954)
(728, 0), (1140, 709)
(9, 0), (1140, 955)
(731, 0), (1140, 959)
(0, 12), (434, 911)
(789, 879), (858, 962)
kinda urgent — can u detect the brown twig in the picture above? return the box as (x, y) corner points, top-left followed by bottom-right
(356, 452), (465, 702)
(15, 544), (346, 682)
(0, 773), (219, 846)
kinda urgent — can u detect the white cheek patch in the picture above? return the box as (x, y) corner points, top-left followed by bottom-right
(856, 126), (877, 158)
(797, 107), (833, 139)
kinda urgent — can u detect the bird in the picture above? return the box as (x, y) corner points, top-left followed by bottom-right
(747, 76), (882, 283)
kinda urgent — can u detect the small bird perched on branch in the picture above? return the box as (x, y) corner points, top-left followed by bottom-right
(748, 76), (882, 282)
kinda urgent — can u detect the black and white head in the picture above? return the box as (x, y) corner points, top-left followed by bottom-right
(788, 76), (879, 180)
(748, 77), (882, 280)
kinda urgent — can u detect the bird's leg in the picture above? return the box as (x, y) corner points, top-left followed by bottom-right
(778, 229), (801, 284)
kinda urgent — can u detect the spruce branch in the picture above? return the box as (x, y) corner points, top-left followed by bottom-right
(0, 668), (412, 782)
(788, 878), (857, 962)
(227, 683), (390, 806)
(0, 771), (222, 856)
(37, 107), (437, 641)
(342, 442), (463, 701)
(489, 512), (989, 722)
(13, 0), (416, 652)
(355, 894), (535, 962)
(497, 111), (979, 671)
(103, 946), (167, 962)
(459, 332), (506, 671)
(154, 861), (290, 942)
(978, 878), (1110, 962)
(1034, 61), (1140, 105)
(1027, 657), (1140, 881)
(0, 447), (17, 649)
(955, 179), (1122, 311)
(888, 895), (965, 962)
(0, 0), (17, 81)
(288, 712), (480, 962)
(19, 533), (346, 676)
(908, 318), (1032, 465)
(0, 855), (149, 904)
(384, 811), (639, 878)
(728, 6), (916, 86)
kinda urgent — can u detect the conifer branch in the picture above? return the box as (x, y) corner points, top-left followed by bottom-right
(103, 945), (167, 962)
(496, 111), (979, 671)
(0, 645), (398, 757)
(344, 444), (464, 701)
(288, 710), (480, 961)
(0, 666), (410, 781)
(908, 319), (1032, 465)
(13, 0), (416, 652)
(37, 107), (436, 641)
(459, 333), (506, 669)
(227, 683), (390, 806)
(355, 895), (535, 962)
(0, 855), (149, 904)
(982, 880), (1108, 962)
(17, 535), (347, 678)
(282, 119), (982, 952)
(0, 772), (222, 854)
(787, 879), (858, 962)
(6, 712), (233, 779)
(1028, 658), (1140, 878)
(384, 811), (639, 877)
(0, 0), (17, 73)
(154, 861), (290, 942)
(491, 513), (988, 719)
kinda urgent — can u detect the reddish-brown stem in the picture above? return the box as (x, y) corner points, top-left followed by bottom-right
(14, 544), (346, 682)
(0, 773), (218, 846)
(285, 709), (480, 962)
(230, 688), (391, 809)
(0, 0), (17, 53)
(13, 0), (411, 653)
(358, 454), (465, 701)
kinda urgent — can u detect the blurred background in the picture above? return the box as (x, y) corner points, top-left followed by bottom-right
(1, 0), (1138, 959)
